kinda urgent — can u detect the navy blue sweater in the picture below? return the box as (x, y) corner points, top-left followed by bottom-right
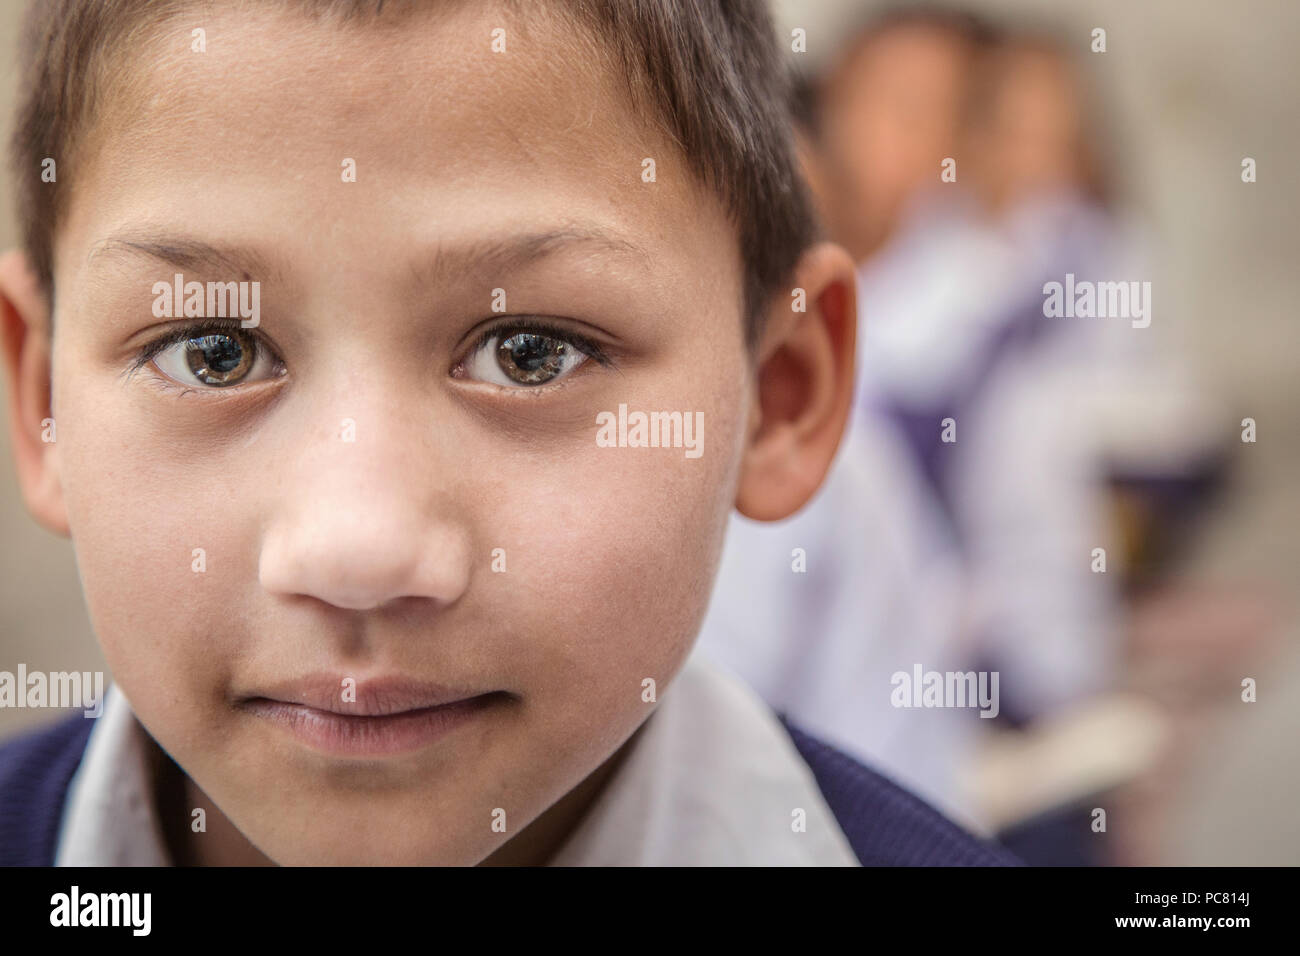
(0, 711), (1021, 866)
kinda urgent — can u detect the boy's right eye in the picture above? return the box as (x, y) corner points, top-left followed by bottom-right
(137, 323), (285, 390)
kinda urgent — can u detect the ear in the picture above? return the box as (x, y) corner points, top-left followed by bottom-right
(0, 249), (69, 536)
(735, 241), (857, 521)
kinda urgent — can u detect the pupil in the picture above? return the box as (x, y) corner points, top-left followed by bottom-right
(508, 334), (553, 372)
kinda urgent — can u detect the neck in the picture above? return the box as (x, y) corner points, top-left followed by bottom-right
(479, 718), (644, 866)
(152, 746), (275, 866)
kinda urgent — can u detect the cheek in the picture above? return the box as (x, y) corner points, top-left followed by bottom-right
(53, 372), (252, 720)
(452, 378), (747, 827)
(492, 378), (747, 734)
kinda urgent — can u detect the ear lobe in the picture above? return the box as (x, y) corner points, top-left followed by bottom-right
(0, 249), (70, 537)
(735, 242), (857, 522)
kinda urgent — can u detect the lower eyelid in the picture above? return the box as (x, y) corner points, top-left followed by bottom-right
(140, 354), (286, 397)
(455, 359), (595, 396)
(139, 369), (202, 399)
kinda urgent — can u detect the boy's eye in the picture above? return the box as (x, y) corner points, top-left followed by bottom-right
(150, 328), (282, 389)
(459, 327), (594, 387)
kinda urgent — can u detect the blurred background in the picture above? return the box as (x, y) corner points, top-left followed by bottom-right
(2, 0), (1298, 864)
(697, 0), (1299, 867)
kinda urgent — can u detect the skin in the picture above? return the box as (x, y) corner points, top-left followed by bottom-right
(809, 23), (975, 263)
(961, 47), (1089, 214)
(0, 2), (856, 865)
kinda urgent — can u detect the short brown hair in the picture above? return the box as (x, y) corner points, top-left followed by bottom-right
(9, 0), (817, 348)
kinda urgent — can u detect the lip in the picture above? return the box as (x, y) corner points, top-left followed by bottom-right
(238, 675), (503, 757)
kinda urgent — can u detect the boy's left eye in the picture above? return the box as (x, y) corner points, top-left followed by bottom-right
(457, 326), (598, 387)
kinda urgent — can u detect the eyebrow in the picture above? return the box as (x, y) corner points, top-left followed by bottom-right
(420, 228), (652, 285)
(86, 226), (652, 285)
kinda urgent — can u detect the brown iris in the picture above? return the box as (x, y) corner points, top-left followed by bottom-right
(495, 331), (569, 385)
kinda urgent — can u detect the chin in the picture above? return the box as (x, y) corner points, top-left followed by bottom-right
(258, 828), (487, 867)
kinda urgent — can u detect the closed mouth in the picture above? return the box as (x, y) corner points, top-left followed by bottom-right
(235, 677), (512, 756)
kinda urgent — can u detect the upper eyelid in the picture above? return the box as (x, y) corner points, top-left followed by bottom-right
(129, 320), (278, 367)
(457, 311), (614, 346)
(133, 316), (608, 358)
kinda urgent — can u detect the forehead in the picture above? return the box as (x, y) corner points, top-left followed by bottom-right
(61, 1), (733, 299)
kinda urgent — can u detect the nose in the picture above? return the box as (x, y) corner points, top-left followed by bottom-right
(258, 410), (472, 612)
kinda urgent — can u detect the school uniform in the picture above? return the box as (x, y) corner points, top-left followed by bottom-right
(698, 412), (984, 832)
(0, 648), (1020, 866)
(853, 186), (1129, 721)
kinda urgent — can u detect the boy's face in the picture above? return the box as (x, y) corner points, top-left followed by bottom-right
(44, 3), (753, 864)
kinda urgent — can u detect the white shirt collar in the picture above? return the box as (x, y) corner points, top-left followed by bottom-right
(56, 652), (858, 866)
(55, 683), (170, 866)
(549, 648), (859, 865)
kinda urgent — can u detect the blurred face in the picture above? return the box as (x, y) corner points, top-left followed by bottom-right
(818, 24), (971, 260)
(977, 49), (1086, 205)
(46, 2), (750, 864)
